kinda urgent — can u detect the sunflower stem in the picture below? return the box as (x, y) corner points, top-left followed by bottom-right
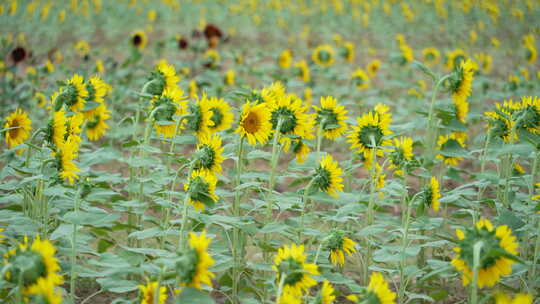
(276, 273), (287, 303)
(530, 150), (539, 198)
(70, 186), (83, 301)
(476, 131), (493, 204)
(300, 178), (315, 241)
(425, 74), (452, 169)
(316, 120), (324, 161)
(363, 136), (378, 284)
(178, 163), (195, 251)
(398, 181), (414, 304)
(232, 137), (245, 304)
(470, 241), (483, 304)
(529, 215), (540, 287)
(264, 118), (283, 253)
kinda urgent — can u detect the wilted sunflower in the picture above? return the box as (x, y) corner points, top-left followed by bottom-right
(131, 30), (147, 49)
(326, 229), (357, 266)
(193, 134), (225, 176)
(3, 108), (32, 148)
(451, 218), (519, 288)
(316, 280), (336, 304)
(138, 281), (167, 304)
(151, 87), (188, 138)
(422, 177), (441, 212)
(351, 68), (370, 90)
(312, 44), (335, 67)
(313, 96), (349, 140)
(313, 154), (344, 197)
(278, 49), (293, 69)
(184, 170), (218, 211)
(185, 96), (214, 138)
(26, 278), (62, 304)
(449, 59), (474, 123)
(294, 60), (310, 83)
(446, 49), (467, 70)
(3, 236), (63, 290)
(273, 243), (319, 297)
(347, 110), (392, 159)
(56, 74), (89, 112)
(367, 59), (381, 76)
(57, 135), (80, 184)
(422, 47), (440, 67)
(436, 133), (466, 166)
(86, 104), (111, 141)
(236, 100), (273, 146)
(388, 136), (414, 176)
(177, 231), (215, 290)
(200, 96), (234, 133)
(495, 293), (533, 304)
(360, 272), (397, 304)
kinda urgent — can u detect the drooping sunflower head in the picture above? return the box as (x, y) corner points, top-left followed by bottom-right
(151, 87), (188, 138)
(312, 44), (335, 67)
(421, 177), (441, 212)
(176, 231), (215, 290)
(193, 133), (225, 176)
(272, 243), (319, 297)
(313, 154), (344, 197)
(138, 281), (167, 304)
(236, 100), (273, 146)
(185, 96), (214, 138)
(278, 49), (293, 69)
(422, 47), (440, 67)
(436, 133), (466, 166)
(358, 272), (397, 304)
(326, 229), (357, 267)
(351, 68), (370, 90)
(3, 236), (63, 290)
(446, 49), (467, 70)
(184, 170), (218, 211)
(201, 96), (234, 133)
(3, 108), (32, 149)
(55, 74), (89, 112)
(86, 104), (111, 141)
(313, 96), (349, 140)
(389, 136), (414, 176)
(131, 30), (147, 49)
(451, 218), (519, 288)
(347, 110), (392, 159)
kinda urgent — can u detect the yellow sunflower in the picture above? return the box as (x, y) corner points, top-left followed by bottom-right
(44, 59), (54, 73)
(86, 104), (111, 141)
(203, 49), (220, 68)
(422, 47), (440, 67)
(446, 49), (468, 70)
(451, 218), (519, 288)
(347, 110), (392, 159)
(184, 170), (218, 211)
(525, 44), (537, 64)
(495, 293), (533, 304)
(423, 177), (441, 212)
(153, 60), (180, 95)
(475, 53), (493, 74)
(436, 133), (466, 166)
(319, 280), (336, 304)
(267, 94), (315, 141)
(26, 278), (63, 304)
(312, 44), (335, 67)
(200, 96), (234, 133)
(57, 135), (80, 185)
(484, 102), (517, 143)
(178, 231), (215, 290)
(450, 59), (474, 123)
(342, 41), (355, 63)
(224, 69), (235, 86)
(327, 229), (357, 266)
(367, 59), (381, 76)
(294, 60), (310, 83)
(3, 108), (32, 148)
(236, 100), (273, 146)
(351, 68), (370, 90)
(85, 75), (109, 105)
(313, 96), (348, 140)
(151, 87), (188, 138)
(131, 30), (147, 49)
(186, 95), (214, 138)
(278, 288), (302, 304)
(193, 133), (225, 176)
(45, 109), (67, 149)
(388, 136), (414, 176)
(516, 96), (540, 134)
(278, 49), (293, 69)
(74, 40), (90, 57)
(399, 42), (414, 64)
(313, 154), (344, 197)
(138, 281), (167, 304)
(35, 92), (47, 108)
(292, 139), (310, 163)
(363, 272), (397, 304)
(62, 74), (89, 112)
(273, 243), (319, 297)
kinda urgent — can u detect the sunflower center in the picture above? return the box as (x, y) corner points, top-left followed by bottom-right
(8, 251), (46, 287)
(176, 249), (199, 284)
(133, 34), (142, 46)
(11, 47), (27, 63)
(178, 38), (188, 49)
(358, 125), (384, 148)
(209, 107), (224, 129)
(271, 107), (297, 134)
(313, 166), (332, 192)
(194, 145), (216, 171)
(278, 257), (304, 286)
(243, 111), (261, 134)
(7, 119), (21, 139)
(316, 109), (339, 131)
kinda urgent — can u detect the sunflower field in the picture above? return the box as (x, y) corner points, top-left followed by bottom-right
(1, 0), (540, 303)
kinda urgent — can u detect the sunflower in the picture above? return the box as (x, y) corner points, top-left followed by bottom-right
(269, 93), (315, 140)
(260, 82), (287, 104)
(508, 74), (520, 90)
(367, 59), (381, 76)
(44, 59), (54, 73)
(436, 133), (466, 166)
(85, 75), (109, 105)
(388, 136), (414, 176)
(278, 49), (293, 69)
(484, 107), (515, 143)
(200, 96), (234, 133)
(312, 154), (344, 197)
(341, 42), (355, 63)
(313, 96), (348, 140)
(131, 30), (147, 49)
(422, 47), (440, 67)
(304, 88), (313, 106)
(273, 243), (319, 297)
(185, 96), (214, 138)
(57, 74), (89, 112)
(177, 231), (215, 290)
(449, 59), (475, 123)
(35, 92), (47, 107)
(138, 281), (167, 304)
(525, 44), (537, 64)
(351, 68), (370, 90)
(398, 42), (414, 64)
(3, 108), (32, 148)
(184, 170), (218, 211)
(45, 109), (67, 149)
(347, 110), (392, 159)
(278, 289), (302, 304)
(203, 49), (220, 68)
(422, 177), (441, 212)
(66, 112), (84, 139)
(224, 69), (235, 86)
(361, 272), (397, 304)
(317, 280), (336, 304)
(193, 134), (225, 175)
(96, 59), (105, 73)
(74, 40), (90, 58)
(3, 236), (63, 290)
(326, 229), (357, 266)
(451, 218), (519, 288)
(475, 53), (493, 74)
(86, 104), (111, 141)
(56, 135), (80, 184)
(236, 100), (273, 146)
(292, 139), (310, 163)
(0, 228), (4, 243)
(312, 44), (335, 67)
(446, 49), (467, 70)
(294, 60), (310, 83)
(26, 278), (62, 304)
(495, 293), (533, 304)
(515, 96), (540, 135)
(145, 60), (181, 96)
(151, 87), (188, 138)
(189, 80), (198, 99)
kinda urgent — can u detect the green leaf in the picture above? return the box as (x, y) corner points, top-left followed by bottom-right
(175, 288), (215, 304)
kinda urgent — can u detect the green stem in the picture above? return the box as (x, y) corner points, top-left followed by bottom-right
(470, 241), (483, 304)
(425, 74), (452, 167)
(232, 137), (245, 304)
(264, 119), (283, 250)
(316, 121), (324, 161)
(476, 132), (493, 203)
(300, 179), (315, 241)
(363, 136), (378, 284)
(530, 150), (539, 197)
(529, 216), (540, 286)
(178, 163), (194, 251)
(70, 186), (83, 301)
(275, 274), (287, 303)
